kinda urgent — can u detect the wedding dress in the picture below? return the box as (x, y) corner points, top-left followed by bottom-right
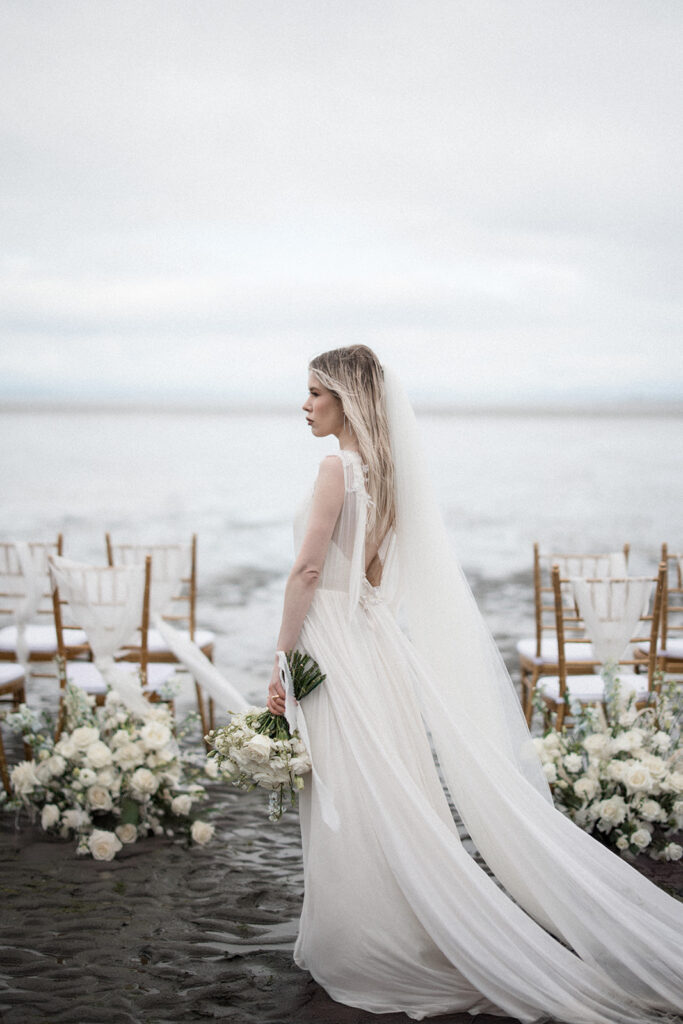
(288, 432), (683, 1022)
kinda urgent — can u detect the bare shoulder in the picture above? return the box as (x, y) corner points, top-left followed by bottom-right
(315, 454), (345, 496)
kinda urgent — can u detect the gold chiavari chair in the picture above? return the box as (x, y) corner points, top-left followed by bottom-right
(105, 534), (216, 735)
(518, 543), (630, 724)
(535, 562), (665, 730)
(634, 544), (683, 675)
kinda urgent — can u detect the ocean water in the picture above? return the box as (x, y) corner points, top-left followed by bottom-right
(1, 409), (680, 702)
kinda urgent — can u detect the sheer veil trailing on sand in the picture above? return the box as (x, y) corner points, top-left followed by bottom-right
(380, 365), (683, 1020)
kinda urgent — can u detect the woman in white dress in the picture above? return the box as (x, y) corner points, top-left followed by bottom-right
(264, 345), (683, 1024)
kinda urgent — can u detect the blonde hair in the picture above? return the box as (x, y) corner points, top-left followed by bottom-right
(308, 345), (395, 544)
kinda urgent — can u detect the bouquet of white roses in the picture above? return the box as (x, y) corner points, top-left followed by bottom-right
(3, 683), (215, 859)
(206, 650), (324, 821)
(534, 668), (682, 861)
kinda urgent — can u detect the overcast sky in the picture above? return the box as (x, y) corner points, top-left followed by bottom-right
(0, 0), (681, 407)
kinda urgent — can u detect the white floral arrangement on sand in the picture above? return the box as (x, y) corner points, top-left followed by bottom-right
(534, 668), (682, 861)
(2, 683), (216, 859)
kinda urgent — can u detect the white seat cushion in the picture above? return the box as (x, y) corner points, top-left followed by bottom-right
(635, 638), (683, 659)
(516, 637), (595, 664)
(0, 624), (88, 654)
(538, 671), (649, 703)
(64, 660), (178, 696)
(146, 627), (215, 653)
(0, 662), (25, 685)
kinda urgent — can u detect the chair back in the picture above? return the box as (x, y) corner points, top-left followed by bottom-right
(533, 543), (630, 657)
(105, 534), (197, 638)
(661, 543), (683, 657)
(49, 555), (153, 681)
(551, 562), (666, 693)
(0, 536), (63, 629)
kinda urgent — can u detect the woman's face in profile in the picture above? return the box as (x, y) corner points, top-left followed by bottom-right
(302, 373), (344, 438)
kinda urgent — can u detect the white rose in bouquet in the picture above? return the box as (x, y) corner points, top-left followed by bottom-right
(204, 758), (219, 779)
(190, 820), (214, 845)
(11, 760), (40, 795)
(86, 785), (113, 812)
(661, 842), (682, 861)
(115, 823), (138, 844)
(88, 829), (122, 861)
(84, 740), (113, 770)
(130, 767), (159, 796)
(245, 734), (274, 765)
(78, 768), (98, 787)
(171, 794), (193, 816)
(616, 835), (629, 850)
(41, 804), (60, 829)
(140, 721), (172, 751)
(71, 726), (100, 750)
(111, 729), (132, 748)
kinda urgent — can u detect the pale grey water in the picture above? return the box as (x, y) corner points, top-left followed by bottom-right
(1, 409), (680, 701)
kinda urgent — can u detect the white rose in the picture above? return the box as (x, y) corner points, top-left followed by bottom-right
(10, 760), (40, 795)
(204, 758), (219, 779)
(78, 768), (98, 787)
(630, 828), (651, 850)
(606, 760), (628, 783)
(661, 842), (683, 861)
(563, 753), (583, 774)
(616, 834), (629, 850)
(111, 729), (132, 748)
(62, 808), (91, 830)
(41, 804), (61, 829)
(45, 754), (66, 778)
(171, 794), (193, 816)
(618, 708), (637, 727)
(666, 772), (683, 794)
(86, 785), (113, 812)
(130, 767), (159, 795)
(88, 829), (122, 861)
(610, 730), (644, 754)
(71, 726), (100, 750)
(638, 799), (664, 822)
(97, 767), (117, 787)
(650, 731), (671, 753)
(542, 731), (561, 751)
(598, 796), (627, 827)
(84, 741), (113, 769)
(190, 820), (215, 845)
(113, 743), (145, 770)
(115, 823), (138, 844)
(244, 734), (274, 765)
(573, 776), (598, 802)
(35, 761), (55, 785)
(140, 721), (172, 751)
(624, 763), (653, 794)
(542, 762), (557, 783)
(582, 733), (610, 757)
(54, 735), (78, 759)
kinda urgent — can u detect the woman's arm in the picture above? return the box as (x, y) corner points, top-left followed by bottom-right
(267, 456), (345, 714)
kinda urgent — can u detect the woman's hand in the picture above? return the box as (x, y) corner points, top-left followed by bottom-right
(266, 659), (286, 716)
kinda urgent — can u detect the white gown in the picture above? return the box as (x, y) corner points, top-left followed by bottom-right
(291, 450), (683, 1024)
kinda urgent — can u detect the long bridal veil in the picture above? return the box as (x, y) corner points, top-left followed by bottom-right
(382, 366), (683, 1013)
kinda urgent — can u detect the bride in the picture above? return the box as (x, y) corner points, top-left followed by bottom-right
(264, 345), (682, 1024)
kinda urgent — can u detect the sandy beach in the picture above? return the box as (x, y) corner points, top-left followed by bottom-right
(2, 745), (681, 1024)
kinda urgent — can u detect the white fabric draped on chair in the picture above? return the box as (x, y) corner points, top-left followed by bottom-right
(570, 577), (653, 666)
(48, 555), (153, 718)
